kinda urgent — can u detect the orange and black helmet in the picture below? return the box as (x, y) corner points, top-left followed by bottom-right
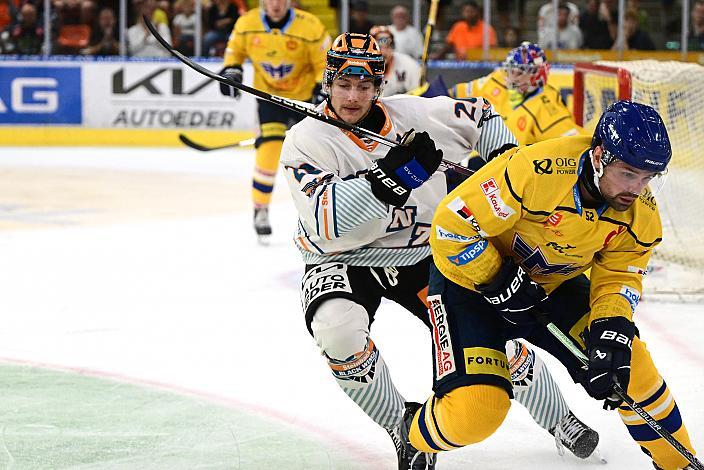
(324, 32), (385, 88)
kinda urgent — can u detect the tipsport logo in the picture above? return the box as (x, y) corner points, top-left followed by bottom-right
(0, 66), (82, 124)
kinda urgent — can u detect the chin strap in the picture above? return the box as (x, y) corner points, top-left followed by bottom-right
(579, 149), (606, 203)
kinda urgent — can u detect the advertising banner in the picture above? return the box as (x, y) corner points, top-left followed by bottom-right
(0, 58), (257, 131)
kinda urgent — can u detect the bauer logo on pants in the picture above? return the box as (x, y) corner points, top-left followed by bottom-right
(428, 295), (456, 381)
(301, 263), (352, 313)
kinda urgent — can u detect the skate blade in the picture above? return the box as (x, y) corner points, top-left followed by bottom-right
(256, 234), (272, 246)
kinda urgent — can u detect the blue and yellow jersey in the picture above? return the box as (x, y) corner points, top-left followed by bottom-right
(450, 70), (584, 145)
(223, 8), (330, 101)
(430, 135), (661, 323)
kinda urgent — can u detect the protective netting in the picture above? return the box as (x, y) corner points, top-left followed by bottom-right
(576, 60), (704, 297)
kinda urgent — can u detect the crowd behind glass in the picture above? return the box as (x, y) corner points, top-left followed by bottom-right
(0, 0), (702, 58)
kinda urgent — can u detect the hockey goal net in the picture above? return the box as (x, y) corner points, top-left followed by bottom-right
(573, 60), (704, 298)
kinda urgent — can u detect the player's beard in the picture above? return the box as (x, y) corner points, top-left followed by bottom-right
(604, 190), (639, 211)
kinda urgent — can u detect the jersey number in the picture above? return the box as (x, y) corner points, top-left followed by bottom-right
(454, 101), (478, 122)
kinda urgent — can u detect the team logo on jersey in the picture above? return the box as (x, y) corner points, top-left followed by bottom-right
(512, 233), (579, 276)
(395, 70), (406, 82)
(480, 178), (515, 220)
(447, 240), (488, 266)
(429, 295), (456, 380)
(261, 63), (294, 79)
(620, 285), (641, 313)
(286, 39), (298, 50)
(387, 206), (417, 232)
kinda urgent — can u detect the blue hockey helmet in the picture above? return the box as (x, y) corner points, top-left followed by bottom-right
(592, 100), (671, 173)
(502, 41), (549, 93)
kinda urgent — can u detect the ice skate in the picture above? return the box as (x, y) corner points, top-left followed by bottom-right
(387, 402), (436, 470)
(550, 411), (601, 460)
(253, 207), (272, 243)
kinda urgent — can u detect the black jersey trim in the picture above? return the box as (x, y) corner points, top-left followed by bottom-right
(504, 167), (584, 217)
(599, 216), (662, 247)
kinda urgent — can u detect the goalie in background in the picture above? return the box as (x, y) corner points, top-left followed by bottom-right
(450, 41), (584, 145)
(219, 0), (330, 241)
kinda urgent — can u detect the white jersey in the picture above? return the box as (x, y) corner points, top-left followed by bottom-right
(382, 52), (422, 97)
(281, 94), (517, 267)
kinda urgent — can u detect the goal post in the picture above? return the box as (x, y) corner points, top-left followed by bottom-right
(573, 60), (704, 298)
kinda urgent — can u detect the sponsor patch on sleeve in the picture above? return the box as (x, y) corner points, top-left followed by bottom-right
(435, 225), (481, 243)
(446, 197), (487, 235)
(428, 295), (456, 381)
(447, 239), (488, 266)
(480, 178), (516, 220)
(619, 285), (641, 313)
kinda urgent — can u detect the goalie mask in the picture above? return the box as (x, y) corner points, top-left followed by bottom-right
(324, 32), (385, 99)
(503, 42), (549, 95)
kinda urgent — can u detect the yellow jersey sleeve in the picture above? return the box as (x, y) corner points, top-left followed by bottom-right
(589, 194), (662, 323)
(430, 147), (531, 290)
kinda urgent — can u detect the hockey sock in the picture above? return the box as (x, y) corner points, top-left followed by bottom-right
(328, 339), (406, 429)
(508, 340), (569, 432)
(409, 384), (510, 452)
(619, 338), (695, 470)
(252, 131), (284, 208)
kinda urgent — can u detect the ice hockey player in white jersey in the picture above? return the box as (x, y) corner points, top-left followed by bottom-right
(281, 32), (600, 469)
(371, 25), (422, 97)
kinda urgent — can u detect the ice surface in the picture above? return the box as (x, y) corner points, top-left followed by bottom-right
(0, 146), (701, 469)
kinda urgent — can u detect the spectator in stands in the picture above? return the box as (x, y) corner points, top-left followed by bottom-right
(580, 0), (615, 49)
(500, 25), (521, 47)
(371, 25), (421, 96)
(0, 2), (43, 54)
(388, 4), (423, 59)
(172, 0), (195, 55)
(431, 0), (496, 59)
(690, 0), (704, 50)
(537, 0), (579, 41)
(204, 0), (238, 56)
(620, 8), (655, 50)
(349, 0), (373, 34)
(127, 0), (171, 57)
(0, 0), (19, 32)
(497, 0), (526, 32)
(538, 3), (583, 49)
(81, 6), (118, 55)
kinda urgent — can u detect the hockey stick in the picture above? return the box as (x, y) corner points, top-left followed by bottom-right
(543, 319), (704, 470)
(142, 15), (472, 177)
(420, 0), (440, 84)
(178, 134), (255, 151)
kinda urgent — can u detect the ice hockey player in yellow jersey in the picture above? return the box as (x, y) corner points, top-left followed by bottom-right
(408, 101), (699, 470)
(450, 42), (582, 145)
(219, 0), (329, 240)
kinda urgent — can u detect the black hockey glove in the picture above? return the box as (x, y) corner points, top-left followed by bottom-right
(366, 131), (443, 207)
(219, 65), (243, 99)
(475, 257), (549, 324)
(582, 316), (635, 410)
(310, 82), (326, 105)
